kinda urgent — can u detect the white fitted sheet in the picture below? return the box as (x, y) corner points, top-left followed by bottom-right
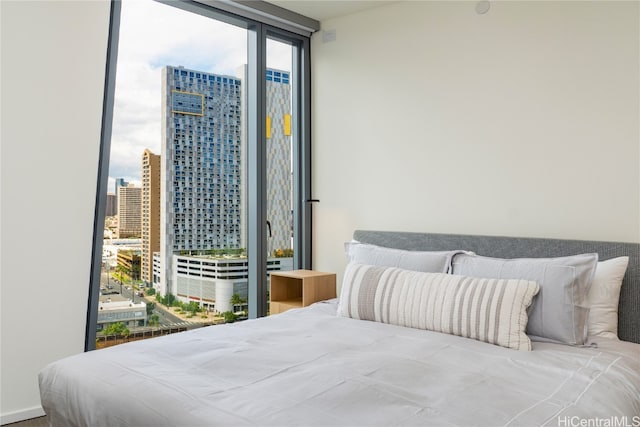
(39, 300), (640, 427)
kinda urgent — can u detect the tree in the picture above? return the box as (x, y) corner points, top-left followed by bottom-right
(160, 293), (176, 307)
(230, 293), (244, 306)
(131, 263), (141, 281)
(222, 311), (238, 323)
(146, 302), (156, 316)
(185, 301), (201, 316)
(148, 314), (160, 327)
(114, 265), (124, 279)
(230, 293), (246, 312)
(103, 322), (130, 337)
(115, 264), (131, 282)
(114, 265), (127, 293)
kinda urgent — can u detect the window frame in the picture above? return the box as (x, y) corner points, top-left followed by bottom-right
(85, 0), (314, 350)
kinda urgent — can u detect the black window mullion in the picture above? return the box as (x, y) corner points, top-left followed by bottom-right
(85, 0), (121, 351)
(299, 36), (312, 270)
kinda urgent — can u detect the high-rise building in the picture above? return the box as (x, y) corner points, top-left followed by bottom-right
(264, 68), (293, 255)
(237, 65), (293, 256)
(159, 65), (293, 298)
(160, 66), (243, 296)
(118, 184), (141, 238)
(105, 193), (117, 217)
(114, 178), (128, 208)
(141, 149), (161, 286)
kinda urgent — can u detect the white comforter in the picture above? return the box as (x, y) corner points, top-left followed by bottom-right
(39, 300), (640, 427)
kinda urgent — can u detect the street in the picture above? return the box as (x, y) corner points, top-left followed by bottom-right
(100, 267), (192, 328)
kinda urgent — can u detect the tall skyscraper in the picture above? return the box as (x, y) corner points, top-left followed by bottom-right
(264, 68), (293, 255)
(105, 193), (117, 217)
(141, 149), (161, 286)
(160, 65), (293, 297)
(237, 65), (293, 256)
(114, 178), (128, 207)
(118, 184), (141, 238)
(161, 66), (242, 295)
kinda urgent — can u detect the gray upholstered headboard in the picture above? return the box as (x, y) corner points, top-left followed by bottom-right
(353, 230), (640, 344)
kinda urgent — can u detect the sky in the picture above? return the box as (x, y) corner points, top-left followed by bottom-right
(108, 0), (291, 193)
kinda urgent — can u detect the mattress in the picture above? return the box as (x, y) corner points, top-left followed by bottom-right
(39, 300), (640, 427)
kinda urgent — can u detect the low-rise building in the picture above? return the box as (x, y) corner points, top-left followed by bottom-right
(97, 294), (147, 331)
(162, 254), (293, 313)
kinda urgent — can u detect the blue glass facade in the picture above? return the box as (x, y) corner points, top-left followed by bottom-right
(266, 69), (290, 84)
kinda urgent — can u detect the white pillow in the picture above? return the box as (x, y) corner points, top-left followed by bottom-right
(587, 256), (629, 340)
(337, 263), (540, 351)
(345, 241), (466, 273)
(452, 252), (598, 346)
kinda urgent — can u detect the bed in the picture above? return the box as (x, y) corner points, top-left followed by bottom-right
(39, 230), (640, 426)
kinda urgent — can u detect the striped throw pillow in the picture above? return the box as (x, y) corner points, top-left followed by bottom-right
(337, 263), (540, 351)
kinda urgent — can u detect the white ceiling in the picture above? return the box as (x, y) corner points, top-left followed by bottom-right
(266, 0), (398, 22)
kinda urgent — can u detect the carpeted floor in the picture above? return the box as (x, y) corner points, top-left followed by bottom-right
(6, 416), (49, 427)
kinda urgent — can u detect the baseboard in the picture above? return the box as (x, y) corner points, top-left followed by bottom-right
(0, 406), (46, 425)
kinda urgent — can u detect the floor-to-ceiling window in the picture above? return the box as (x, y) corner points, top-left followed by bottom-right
(86, 0), (315, 350)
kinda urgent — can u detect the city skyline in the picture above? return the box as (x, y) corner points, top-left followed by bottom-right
(108, 0), (291, 193)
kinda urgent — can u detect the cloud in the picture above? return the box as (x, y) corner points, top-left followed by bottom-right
(108, 0), (292, 192)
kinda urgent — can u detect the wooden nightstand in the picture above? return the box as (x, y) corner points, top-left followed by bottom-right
(269, 269), (336, 315)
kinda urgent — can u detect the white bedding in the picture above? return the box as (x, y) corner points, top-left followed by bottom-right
(40, 300), (640, 427)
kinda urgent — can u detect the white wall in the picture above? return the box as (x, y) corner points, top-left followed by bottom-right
(311, 1), (640, 283)
(0, 0), (638, 421)
(0, 1), (111, 423)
